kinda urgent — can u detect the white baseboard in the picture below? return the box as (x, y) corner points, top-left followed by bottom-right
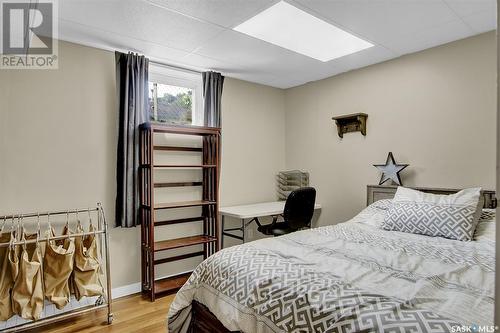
(111, 282), (141, 299)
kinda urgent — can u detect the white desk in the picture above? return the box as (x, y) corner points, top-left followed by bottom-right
(220, 201), (321, 247)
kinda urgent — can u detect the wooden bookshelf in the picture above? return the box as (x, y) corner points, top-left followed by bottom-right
(139, 123), (221, 301)
(154, 272), (192, 295)
(153, 146), (202, 152)
(152, 164), (217, 168)
(154, 200), (216, 210)
(154, 235), (217, 252)
(154, 182), (203, 188)
(154, 216), (205, 226)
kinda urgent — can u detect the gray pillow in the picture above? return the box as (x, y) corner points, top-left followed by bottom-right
(382, 187), (482, 241)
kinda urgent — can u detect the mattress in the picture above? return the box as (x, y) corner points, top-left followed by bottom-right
(167, 204), (495, 332)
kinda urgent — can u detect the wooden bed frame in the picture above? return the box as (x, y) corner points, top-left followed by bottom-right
(367, 185), (497, 208)
(189, 301), (232, 332)
(188, 185), (497, 332)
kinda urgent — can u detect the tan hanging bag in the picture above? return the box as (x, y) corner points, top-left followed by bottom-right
(8, 230), (19, 317)
(0, 230), (14, 321)
(73, 222), (104, 300)
(43, 225), (75, 309)
(10, 231), (44, 320)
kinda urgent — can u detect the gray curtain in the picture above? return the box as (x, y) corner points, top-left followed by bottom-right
(202, 71), (224, 252)
(202, 71), (224, 127)
(115, 52), (149, 228)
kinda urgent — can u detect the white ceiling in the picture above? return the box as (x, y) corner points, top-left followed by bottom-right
(59, 0), (496, 89)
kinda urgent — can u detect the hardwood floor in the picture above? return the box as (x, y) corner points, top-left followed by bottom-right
(27, 294), (176, 333)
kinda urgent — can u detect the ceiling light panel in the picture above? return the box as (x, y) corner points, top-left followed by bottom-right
(233, 1), (374, 62)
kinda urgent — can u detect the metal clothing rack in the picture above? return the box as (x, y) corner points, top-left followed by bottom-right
(0, 203), (113, 332)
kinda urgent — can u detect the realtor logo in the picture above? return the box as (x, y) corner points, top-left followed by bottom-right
(1, 0), (58, 69)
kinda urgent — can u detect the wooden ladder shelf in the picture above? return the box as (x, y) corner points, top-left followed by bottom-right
(139, 123), (221, 301)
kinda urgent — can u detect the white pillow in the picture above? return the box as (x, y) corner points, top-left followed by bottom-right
(393, 187), (481, 206)
(350, 199), (392, 227)
(382, 187), (482, 241)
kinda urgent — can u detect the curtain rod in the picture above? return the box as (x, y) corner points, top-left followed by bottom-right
(149, 60), (204, 75)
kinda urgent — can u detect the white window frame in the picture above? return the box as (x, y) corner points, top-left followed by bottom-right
(148, 64), (204, 126)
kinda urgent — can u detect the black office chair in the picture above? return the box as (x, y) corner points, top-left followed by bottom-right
(257, 187), (316, 237)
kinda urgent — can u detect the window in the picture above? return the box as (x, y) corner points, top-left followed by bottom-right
(149, 82), (193, 125)
(148, 64), (203, 126)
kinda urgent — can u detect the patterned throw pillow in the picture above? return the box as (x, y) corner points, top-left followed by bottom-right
(384, 202), (477, 241)
(382, 187), (481, 241)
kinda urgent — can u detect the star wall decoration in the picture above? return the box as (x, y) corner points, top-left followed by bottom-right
(373, 152), (409, 186)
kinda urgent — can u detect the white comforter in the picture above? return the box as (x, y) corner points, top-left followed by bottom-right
(168, 206), (495, 332)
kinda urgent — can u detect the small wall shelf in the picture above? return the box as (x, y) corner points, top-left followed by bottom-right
(332, 113), (368, 138)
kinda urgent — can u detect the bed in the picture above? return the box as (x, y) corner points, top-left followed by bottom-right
(168, 185), (496, 332)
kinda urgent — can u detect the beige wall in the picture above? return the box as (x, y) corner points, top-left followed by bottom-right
(220, 78), (286, 245)
(0, 41), (286, 288)
(285, 32), (497, 227)
(0, 41), (140, 288)
(1, 32), (496, 290)
(220, 78), (285, 206)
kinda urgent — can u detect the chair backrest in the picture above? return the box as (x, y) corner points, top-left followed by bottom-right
(283, 187), (316, 230)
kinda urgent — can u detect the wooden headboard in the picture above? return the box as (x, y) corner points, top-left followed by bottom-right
(367, 185), (497, 209)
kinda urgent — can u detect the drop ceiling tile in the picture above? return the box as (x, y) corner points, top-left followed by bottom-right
(223, 70), (282, 88)
(322, 45), (396, 75)
(380, 19), (474, 55)
(145, 0), (279, 28)
(461, 10), (497, 34)
(181, 53), (239, 72)
(267, 76), (312, 89)
(59, 19), (190, 62)
(282, 45), (395, 86)
(292, 0), (459, 50)
(57, 0), (494, 89)
(180, 43), (287, 87)
(444, 0), (495, 18)
(192, 29), (325, 77)
(60, 0), (224, 53)
(281, 63), (340, 86)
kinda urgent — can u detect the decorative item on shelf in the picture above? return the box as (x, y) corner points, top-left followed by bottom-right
(276, 170), (309, 200)
(373, 152), (409, 186)
(331, 113), (368, 138)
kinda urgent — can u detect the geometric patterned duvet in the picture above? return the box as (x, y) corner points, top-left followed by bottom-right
(168, 210), (495, 333)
